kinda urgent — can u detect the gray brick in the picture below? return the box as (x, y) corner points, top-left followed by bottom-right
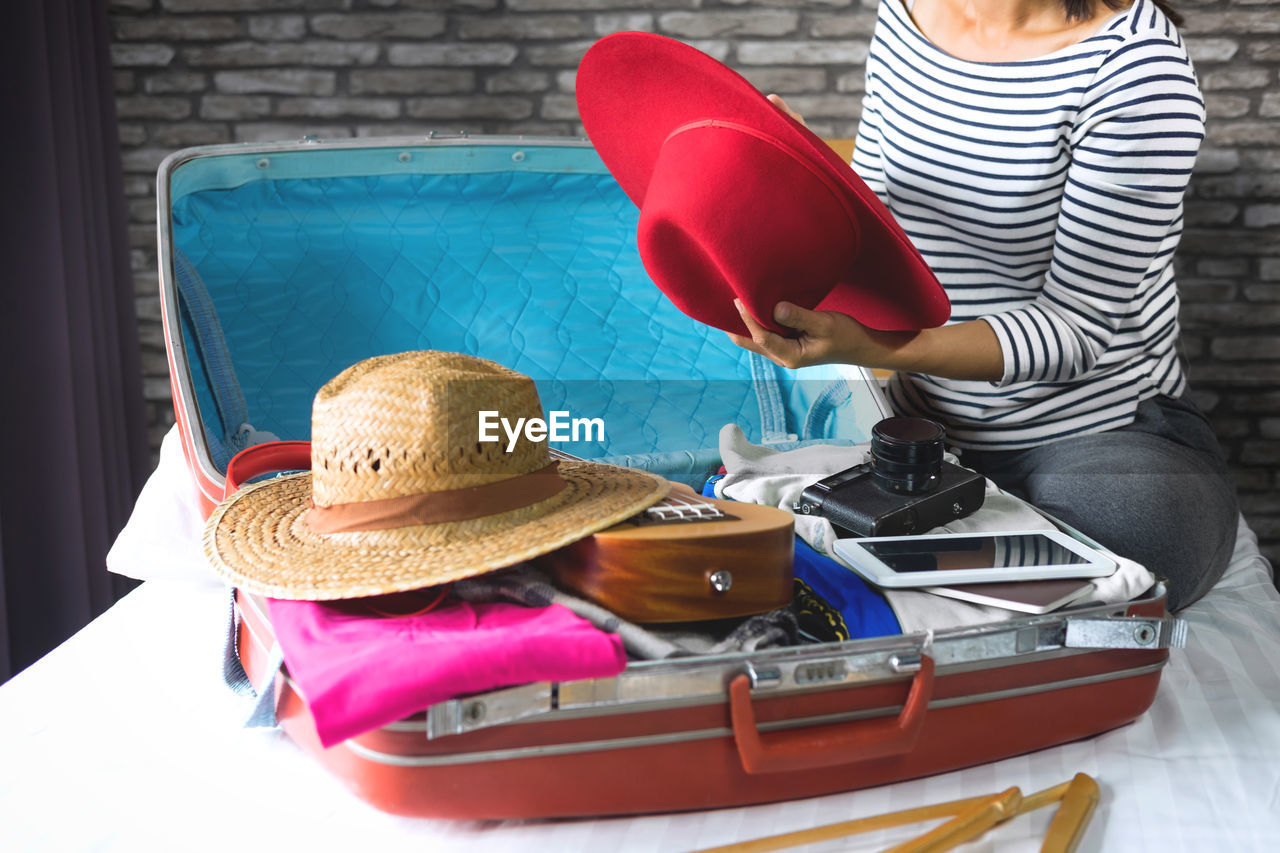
(1261, 93), (1280, 119)
(277, 97), (402, 119)
(149, 122), (233, 146)
(144, 71), (208, 93)
(366, 0), (494, 7)
(116, 95), (192, 119)
(1197, 258), (1249, 278)
(1179, 280), (1239, 303)
(1248, 41), (1280, 63)
(540, 93), (580, 121)
(199, 94), (271, 120)
(1195, 173), (1280, 199)
(1244, 283), (1280, 301)
(485, 70), (552, 94)
(1186, 38), (1239, 63)
(350, 69), (475, 95)
(739, 67), (827, 94)
(809, 12), (877, 38)
(1181, 303), (1280, 329)
(1205, 94), (1252, 119)
(405, 96), (534, 121)
(371, 0), (494, 6)
(159, 0), (313, 10)
(738, 40), (869, 65)
(1261, 259), (1280, 281)
(311, 13), (446, 40)
(774, 93), (863, 119)
(249, 16), (307, 41)
(1245, 204), (1280, 229)
(658, 11), (799, 39)
(388, 43), (518, 66)
(834, 70), (866, 94)
(719, 0), (855, 5)
(128, 197), (158, 224)
(555, 70), (576, 93)
(1202, 68), (1272, 90)
(142, 375), (173, 403)
(115, 71), (136, 93)
(1241, 150), (1280, 171)
(110, 0), (155, 10)
(215, 69), (336, 95)
(593, 14), (655, 35)
(117, 124), (148, 146)
(1207, 121), (1280, 147)
(111, 43), (176, 67)
(508, 0), (690, 9)
(121, 147), (174, 174)
(184, 42), (379, 67)
(1211, 336), (1280, 361)
(1232, 390), (1280, 413)
(458, 15), (585, 40)
(1182, 11), (1280, 35)
(1241, 440), (1280, 466)
(115, 17), (239, 41)
(525, 40), (598, 67)
(1193, 147), (1240, 174)
(232, 123), (354, 143)
(123, 176), (153, 197)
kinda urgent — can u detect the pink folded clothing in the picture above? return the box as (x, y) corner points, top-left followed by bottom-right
(266, 596), (627, 747)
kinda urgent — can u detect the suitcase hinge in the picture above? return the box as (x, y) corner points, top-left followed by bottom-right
(1062, 617), (1187, 650)
(425, 681), (554, 740)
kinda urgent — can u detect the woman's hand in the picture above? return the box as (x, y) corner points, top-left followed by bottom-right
(727, 299), (869, 369)
(767, 94), (806, 127)
(727, 298), (1006, 382)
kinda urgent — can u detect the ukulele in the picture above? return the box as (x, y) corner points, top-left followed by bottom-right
(537, 480), (795, 624)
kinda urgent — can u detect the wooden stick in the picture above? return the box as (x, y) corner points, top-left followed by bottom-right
(882, 787), (1024, 853)
(690, 793), (997, 853)
(691, 778), (1082, 853)
(1040, 774), (1100, 853)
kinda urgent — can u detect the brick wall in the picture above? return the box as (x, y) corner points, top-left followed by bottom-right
(108, 0), (1280, 565)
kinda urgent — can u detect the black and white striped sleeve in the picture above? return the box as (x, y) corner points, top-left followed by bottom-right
(980, 33), (1204, 387)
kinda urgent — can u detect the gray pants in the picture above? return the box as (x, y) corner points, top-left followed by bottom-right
(958, 395), (1239, 612)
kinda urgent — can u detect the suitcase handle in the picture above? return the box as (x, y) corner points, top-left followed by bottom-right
(729, 655), (934, 774)
(224, 440), (312, 498)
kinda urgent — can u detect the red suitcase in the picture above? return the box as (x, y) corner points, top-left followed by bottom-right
(160, 135), (1183, 819)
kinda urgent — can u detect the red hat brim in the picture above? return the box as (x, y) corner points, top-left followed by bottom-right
(576, 32), (949, 336)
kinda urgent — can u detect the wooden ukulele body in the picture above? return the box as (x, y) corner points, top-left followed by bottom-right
(540, 487), (795, 623)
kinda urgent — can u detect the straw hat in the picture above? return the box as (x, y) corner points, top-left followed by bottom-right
(575, 32), (949, 337)
(203, 351), (669, 600)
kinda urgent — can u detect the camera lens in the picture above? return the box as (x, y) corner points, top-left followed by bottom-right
(870, 417), (946, 495)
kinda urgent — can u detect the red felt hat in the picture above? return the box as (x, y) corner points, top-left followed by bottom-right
(576, 32), (950, 337)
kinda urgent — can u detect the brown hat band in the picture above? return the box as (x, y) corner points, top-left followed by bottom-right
(305, 461), (567, 534)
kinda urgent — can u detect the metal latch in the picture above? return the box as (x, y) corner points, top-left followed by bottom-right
(425, 681), (554, 740)
(1063, 617), (1187, 650)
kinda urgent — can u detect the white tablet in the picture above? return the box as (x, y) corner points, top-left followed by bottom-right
(832, 529), (1116, 588)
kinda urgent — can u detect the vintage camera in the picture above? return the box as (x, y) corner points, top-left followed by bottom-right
(794, 417), (985, 537)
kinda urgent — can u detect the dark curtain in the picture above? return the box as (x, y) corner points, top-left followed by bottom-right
(0, 1), (149, 681)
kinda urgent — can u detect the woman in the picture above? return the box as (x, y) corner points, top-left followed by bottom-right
(731, 0), (1238, 611)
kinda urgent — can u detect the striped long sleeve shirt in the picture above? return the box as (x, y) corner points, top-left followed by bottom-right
(853, 0), (1205, 450)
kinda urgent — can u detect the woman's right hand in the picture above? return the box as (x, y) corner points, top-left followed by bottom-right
(767, 94), (807, 127)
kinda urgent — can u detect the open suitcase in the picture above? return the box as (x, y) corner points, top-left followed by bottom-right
(158, 135), (1184, 820)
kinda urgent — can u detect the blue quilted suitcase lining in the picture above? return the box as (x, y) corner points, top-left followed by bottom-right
(165, 138), (884, 486)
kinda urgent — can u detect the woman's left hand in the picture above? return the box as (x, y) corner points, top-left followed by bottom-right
(727, 298), (869, 369)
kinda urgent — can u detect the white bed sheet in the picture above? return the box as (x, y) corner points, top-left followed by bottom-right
(2, 428), (1278, 852)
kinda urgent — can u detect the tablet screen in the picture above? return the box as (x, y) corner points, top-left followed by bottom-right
(860, 533), (1088, 573)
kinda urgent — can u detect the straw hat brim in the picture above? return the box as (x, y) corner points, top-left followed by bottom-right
(203, 460), (669, 600)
